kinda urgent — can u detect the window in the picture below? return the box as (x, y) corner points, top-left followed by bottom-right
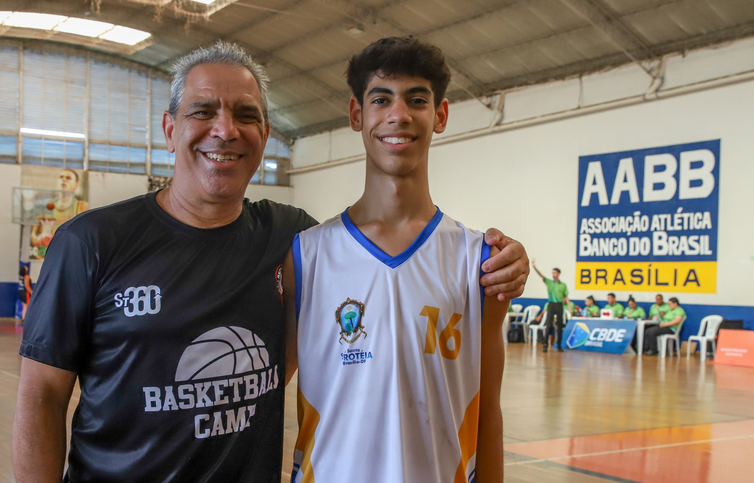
(0, 39), (291, 183)
(23, 48), (86, 135)
(89, 143), (146, 174)
(150, 148), (175, 177)
(22, 137), (84, 168)
(0, 135), (16, 164)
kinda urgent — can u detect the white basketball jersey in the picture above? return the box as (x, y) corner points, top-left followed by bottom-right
(292, 208), (489, 483)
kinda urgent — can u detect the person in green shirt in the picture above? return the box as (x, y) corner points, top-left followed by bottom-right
(623, 296), (646, 320)
(584, 296), (600, 317)
(532, 260), (569, 352)
(648, 294), (670, 321)
(601, 293), (624, 318)
(643, 297), (686, 355)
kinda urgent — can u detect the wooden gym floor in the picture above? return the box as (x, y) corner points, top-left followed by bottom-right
(0, 319), (752, 482)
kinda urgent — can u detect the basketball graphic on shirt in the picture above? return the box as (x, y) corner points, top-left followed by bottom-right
(175, 326), (270, 381)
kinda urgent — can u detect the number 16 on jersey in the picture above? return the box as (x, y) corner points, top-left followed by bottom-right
(421, 306), (462, 360)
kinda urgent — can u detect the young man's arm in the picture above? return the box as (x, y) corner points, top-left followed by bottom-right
(13, 359), (77, 482)
(476, 247), (508, 482)
(282, 249), (298, 386)
(530, 259), (545, 280)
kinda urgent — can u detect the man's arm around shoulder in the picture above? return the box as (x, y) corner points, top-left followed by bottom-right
(13, 358), (77, 482)
(476, 246), (508, 482)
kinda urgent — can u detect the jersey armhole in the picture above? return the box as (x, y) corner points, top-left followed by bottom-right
(479, 241), (492, 319)
(292, 233), (303, 325)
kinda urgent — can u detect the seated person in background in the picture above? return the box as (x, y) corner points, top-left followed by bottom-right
(565, 300), (581, 317)
(602, 293), (624, 317)
(649, 294), (670, 321)
(643, 297), (685, 356)
(584, 296), (600, 317)
(623, 296), (646, 320)
(533, 302), (550, 324)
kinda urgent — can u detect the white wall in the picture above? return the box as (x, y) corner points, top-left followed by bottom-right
(0, 165), (21, 283)
(290, 37), (754, 308)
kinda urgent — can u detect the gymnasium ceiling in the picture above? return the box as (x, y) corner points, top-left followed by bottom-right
(3, 0), (754, 139)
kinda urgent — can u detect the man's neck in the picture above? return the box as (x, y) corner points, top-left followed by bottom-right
(157, 183), (243, 229)
(348, 162), (436, 256)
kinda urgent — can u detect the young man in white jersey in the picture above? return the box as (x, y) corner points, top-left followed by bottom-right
(283, 37), (507, 482)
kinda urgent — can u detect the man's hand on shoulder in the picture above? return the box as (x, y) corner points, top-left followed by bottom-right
(480, 228), (530, 302)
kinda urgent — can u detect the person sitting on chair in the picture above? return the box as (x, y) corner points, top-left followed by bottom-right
(643, 297), (685, 356)
(601, 293), (624, 317)
(648, 294), (670, 321)
(584, 296), (600, 317)
(623, 296), (646, 320)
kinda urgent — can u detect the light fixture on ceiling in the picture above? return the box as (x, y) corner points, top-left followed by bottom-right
(0, 12), (152, 51)
(189, 0), (216, 4)
(265, 161), (278, 170)
(54, 17), (114, 38)
(2, 12), (67, 30)
(20, 127), (86, 140)
(99, 25), (151, 45)
(347, 25), (365, 36)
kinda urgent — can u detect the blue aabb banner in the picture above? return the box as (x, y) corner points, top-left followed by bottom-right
(564, 318), (637, 354)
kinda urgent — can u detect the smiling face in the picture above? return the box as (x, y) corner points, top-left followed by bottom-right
(163, 63), (269, 201)
(349, 73), (448, 177)
(656, 295), (664, 306)
(629, 299), (637, 309)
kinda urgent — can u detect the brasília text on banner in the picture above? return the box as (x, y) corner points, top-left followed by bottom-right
(576, 140), (719, 294)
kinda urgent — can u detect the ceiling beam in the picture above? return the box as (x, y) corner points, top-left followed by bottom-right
(269, 0), (527, 87)
(557, 0), (656, 71)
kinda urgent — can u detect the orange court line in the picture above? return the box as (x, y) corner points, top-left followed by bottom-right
(505, 420), (754, 483)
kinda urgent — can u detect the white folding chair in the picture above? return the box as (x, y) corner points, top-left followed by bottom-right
(515, 305), (540, 343)
(511, 303), (523, 313)
(659, 316), (686, 358)
(687, 315), (723, 361)
(529, 308), (548, 344)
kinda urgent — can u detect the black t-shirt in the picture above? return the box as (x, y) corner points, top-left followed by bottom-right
(20, 192), (316, 482)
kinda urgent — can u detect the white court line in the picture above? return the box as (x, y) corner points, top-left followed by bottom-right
(505, 433), (754, 466)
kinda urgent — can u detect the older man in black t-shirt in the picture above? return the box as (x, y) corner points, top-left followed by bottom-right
(13, 42), (529, 482)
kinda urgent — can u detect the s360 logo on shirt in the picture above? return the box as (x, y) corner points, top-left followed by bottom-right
(114, 286), (162, 317)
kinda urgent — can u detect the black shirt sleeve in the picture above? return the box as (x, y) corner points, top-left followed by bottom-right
(20, 228), (97, 373)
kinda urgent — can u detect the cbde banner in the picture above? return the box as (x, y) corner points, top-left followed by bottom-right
(576, 140), (719, 294)
(564, 318), (636, 354)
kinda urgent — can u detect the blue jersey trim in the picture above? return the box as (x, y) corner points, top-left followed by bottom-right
(292, 233), (303, 322)
(479, 242), (492, 319)
(340, 207), (444, 269)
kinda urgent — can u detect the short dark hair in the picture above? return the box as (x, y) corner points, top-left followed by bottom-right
(586, 296), (594, 302)
(608, 292), (616, 298)
(346, 36), (451, 108)
(656, 294), (664, 299)
(553, 268), (561, 274)
(669, 297), (680, 305)
(19, 266), (27, 276)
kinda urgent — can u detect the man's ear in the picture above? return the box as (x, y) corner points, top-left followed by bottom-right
(349, 96), (363, 132)
(433, 98), (449, 134)
(163, 111), (176, 154)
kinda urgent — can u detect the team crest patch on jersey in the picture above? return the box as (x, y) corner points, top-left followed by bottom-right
(275, 265), (283, 302)
(335, 298), (367, 344)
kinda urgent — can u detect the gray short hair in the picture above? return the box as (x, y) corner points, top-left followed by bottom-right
(169, 41), (269, 125)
